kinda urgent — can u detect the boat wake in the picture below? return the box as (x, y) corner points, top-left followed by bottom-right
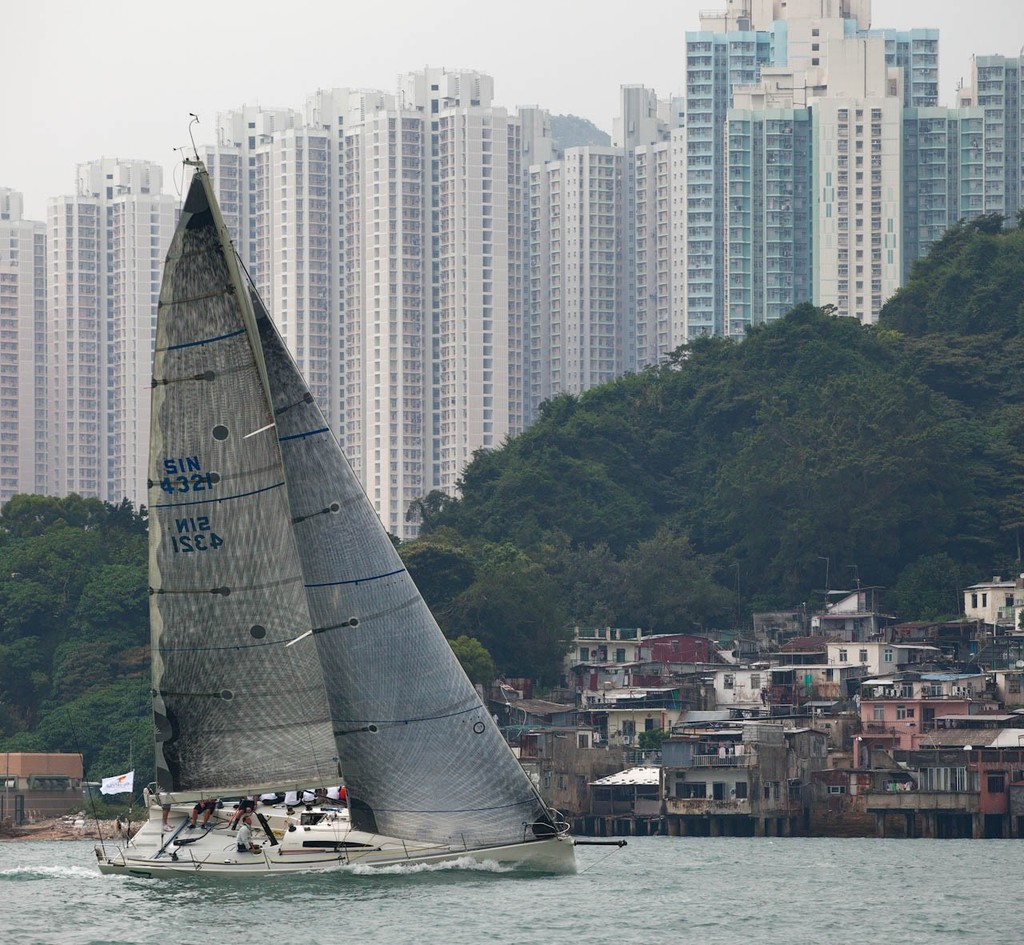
(345, 856), (515, 876)
(0, 864), (102, 882)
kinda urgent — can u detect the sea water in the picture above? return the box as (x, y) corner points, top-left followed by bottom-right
(0, 836), (1018, 945)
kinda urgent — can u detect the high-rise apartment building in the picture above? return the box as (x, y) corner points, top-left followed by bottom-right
(685, 0), (983, 327)
(902, 107), (985, 279)
(0, 189), (47, 502)
(684, 24), (772, 337)
(968, 55), (1023, 220)
(724, 98), (813, 335)
(527, 147), (626, 417)
(48, 159), (176, 508)
(203, 70), (529, 538)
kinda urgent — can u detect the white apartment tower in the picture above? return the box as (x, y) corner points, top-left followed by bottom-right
(527, 146), (626, 417)
(811, 37), (904, 322)
(971, 55), (1024, 220)
(202, 71), (528, 538)
(48, 159), (176, 507)
(397, 69), (522, 509)
(0, 189), (47, 501)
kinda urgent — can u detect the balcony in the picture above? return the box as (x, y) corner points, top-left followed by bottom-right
(688, 751), (757, 767)
(665, 797), (752, 817)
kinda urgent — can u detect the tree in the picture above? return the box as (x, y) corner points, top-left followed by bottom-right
(448, 636), (496, 686)
(448, 557), (569, 685)
(889, 554), (969, 621)
(399, 541), (476, 617)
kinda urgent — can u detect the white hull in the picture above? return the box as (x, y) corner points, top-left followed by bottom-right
(95, 803), (576, 877)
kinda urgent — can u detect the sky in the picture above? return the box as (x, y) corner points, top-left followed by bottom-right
(2, 0), (1022, 220)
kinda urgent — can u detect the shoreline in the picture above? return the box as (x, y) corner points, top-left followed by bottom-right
(0, 816), (128, 842)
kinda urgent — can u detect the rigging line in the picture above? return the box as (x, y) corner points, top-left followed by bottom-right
(577, 844), (628, 874)
(304, 568), (405, 589)
(64, 710), (109, 856)
(159, 326), (245, 352)
(151, 480), (285, 509)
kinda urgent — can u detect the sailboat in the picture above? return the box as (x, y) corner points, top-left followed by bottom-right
(95, 161), (575, 876)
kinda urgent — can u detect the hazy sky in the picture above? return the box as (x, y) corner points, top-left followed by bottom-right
(3, 0), (1022, 220)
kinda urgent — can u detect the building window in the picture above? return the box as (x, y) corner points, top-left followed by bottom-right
(896, 705), (907, 720)
(883, 648), (893, 663)
(750, 673), (760, 690)
(873, 704), (885, 721)
(724, 674), (734, 689)
(735, 782), (748, 799)
(859, 649), (868, 662)
(987, 773), (1006, 793)
(971, 593), (978, 608)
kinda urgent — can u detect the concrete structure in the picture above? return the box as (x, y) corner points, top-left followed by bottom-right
(47, 160), (176, 508)
(0, 189), (47, 502)
(661, 721), (828, 836)
(0, 752), (84, 824)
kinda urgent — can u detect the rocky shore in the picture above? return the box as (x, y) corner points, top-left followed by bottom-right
(0, 815), (127, 841)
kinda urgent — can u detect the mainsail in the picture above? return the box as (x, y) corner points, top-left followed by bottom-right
(149, 168), (337, 794)
(151, 164), (557, 848)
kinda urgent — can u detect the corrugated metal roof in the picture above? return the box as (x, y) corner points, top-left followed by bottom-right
(590, 766), (661, 787)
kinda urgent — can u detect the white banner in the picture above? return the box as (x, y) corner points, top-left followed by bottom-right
(100, 770), (134, 795)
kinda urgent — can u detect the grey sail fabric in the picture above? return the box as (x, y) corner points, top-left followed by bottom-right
(149, 169), (338, 795)
(254, 292), (555, 848)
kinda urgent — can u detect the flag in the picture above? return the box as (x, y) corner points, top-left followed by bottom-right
(100, 770), (135, 795)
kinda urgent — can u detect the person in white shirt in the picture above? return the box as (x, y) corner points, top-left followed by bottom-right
(236, 820), (259, 854)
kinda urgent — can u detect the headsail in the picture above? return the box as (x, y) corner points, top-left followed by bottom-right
(149, 166), (337, 794)
(254, 276), (557, 849)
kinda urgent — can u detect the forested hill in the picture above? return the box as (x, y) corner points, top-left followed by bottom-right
(426, 216), (1024, 616)
(0, 495), (150, 787)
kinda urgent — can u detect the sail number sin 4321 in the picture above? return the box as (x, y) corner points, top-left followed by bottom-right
(169, 515), (224, 554)
(159, 456), (216, 494)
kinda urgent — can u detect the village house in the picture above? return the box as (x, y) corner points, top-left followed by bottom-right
(992, 669), (1024, 709)
(767, 661), (866, 709)
(578, 687), (685, 748)
(963, 576), (1017, 632)
(858, 671), (992, 752)
(864, 737), (1024, 839)
(659, 721), (827, 837)
(811, 587), (893, 642)
(825, 641), (941, 676)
